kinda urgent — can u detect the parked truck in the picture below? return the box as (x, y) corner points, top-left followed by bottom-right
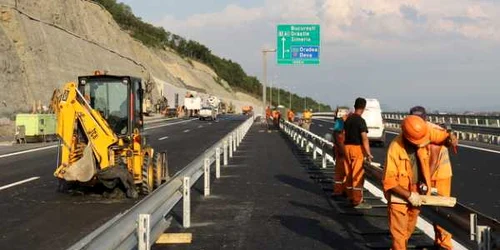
(184, 92), (202, 117)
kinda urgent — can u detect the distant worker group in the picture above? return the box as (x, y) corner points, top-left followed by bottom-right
(331, 98), (457, 249)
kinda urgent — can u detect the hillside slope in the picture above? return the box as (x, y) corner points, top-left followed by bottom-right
(0, 0), (262, 122)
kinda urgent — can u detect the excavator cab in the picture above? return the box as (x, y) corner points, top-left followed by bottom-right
(54, 73), (168, 198)
(77, 75), (143, 136)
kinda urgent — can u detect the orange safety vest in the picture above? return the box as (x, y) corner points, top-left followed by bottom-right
(287, 111), (295, 121)
(383, 135), (432, 212)
(272, 110), (280, 119)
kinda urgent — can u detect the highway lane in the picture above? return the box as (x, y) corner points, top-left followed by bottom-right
(310, 118), (500, 221)
(0, 115), (248, 250)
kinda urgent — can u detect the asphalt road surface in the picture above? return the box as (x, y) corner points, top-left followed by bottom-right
(310, 118), (500, 221)
(0, 115), (248, 250)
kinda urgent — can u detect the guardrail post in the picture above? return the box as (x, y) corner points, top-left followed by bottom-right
(237, 129), (241, 147)
(229, 135), (233, 158)
(138, 214), (150, 250)
(457, 117), (461, 124)
(322, 155), (327, 169)
(233, 132), (237, 151)
(204, 157), (210, 196)
(216, 147), (221, 179)
(475, 118), (479, 126)
(183, 177), (190, 228)
(301, 138), (305, 148)
(470, 213), (492, 250)
(224, 140), (228, 165)
(497, 119), (500, 127)
(306, 142), (310, 153)
(485, 119), (489, 126)
(313, 145), (317, 159)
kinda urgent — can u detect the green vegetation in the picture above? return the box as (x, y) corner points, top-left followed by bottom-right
(92, 0), (331, 111)
(267, 87), (331, 112)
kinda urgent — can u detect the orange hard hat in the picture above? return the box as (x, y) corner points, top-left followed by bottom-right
(401, 115), (430, 147)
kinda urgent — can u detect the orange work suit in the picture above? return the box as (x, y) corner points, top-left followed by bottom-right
(333, 115), (349, 196)
(383, 135), (432, 250)
(430, 144), (453, 249)
(344, 145), (365, 205)
(333, 130), (346, 195)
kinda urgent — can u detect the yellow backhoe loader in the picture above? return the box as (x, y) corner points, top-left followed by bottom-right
(53, 73), (168, 198)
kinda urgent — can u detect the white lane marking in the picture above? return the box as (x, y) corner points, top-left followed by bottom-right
(456, 144), (500, 154)
(208, 123), (212, 125)
(183, 129), (190, 133)
(158, 136), (169, 141)
(319, 124), (323, 127)
(145, 118), (197, 130)
(0, 145), (58, 159)
(198, 125), (203, 128)
(0, 176), (40, 191)
(364, 179), (467, 250)
(386, 131), (500, 154)
(0, 118), (196, 159)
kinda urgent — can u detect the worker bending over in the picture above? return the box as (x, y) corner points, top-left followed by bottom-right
(383, 115), (453, 249)
(410, 106), (456, 249)
(343, 98), (373, 208)
(332, 108), (348, 197)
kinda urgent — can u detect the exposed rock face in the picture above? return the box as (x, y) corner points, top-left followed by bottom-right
(0, 0), (262, 121)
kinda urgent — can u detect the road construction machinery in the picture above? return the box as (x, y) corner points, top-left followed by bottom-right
(53, 73), (168, 198)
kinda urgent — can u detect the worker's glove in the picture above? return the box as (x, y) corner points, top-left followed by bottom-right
(408, 192), (422, 207)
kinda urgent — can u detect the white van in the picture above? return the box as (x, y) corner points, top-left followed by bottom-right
(361, 99), (386, 146)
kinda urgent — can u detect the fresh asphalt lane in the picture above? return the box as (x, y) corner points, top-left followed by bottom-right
(0, 115), (248, 250)
(310, 118), (500, 221)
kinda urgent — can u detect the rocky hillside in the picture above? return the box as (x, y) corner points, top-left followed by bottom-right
(0, 0), (262, 124)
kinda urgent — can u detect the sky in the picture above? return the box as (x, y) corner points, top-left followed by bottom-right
(119, 0), (500, 112)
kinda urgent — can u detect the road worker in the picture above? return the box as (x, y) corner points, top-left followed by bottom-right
(332, 108), (349, 197)
(287, 109), (295, 123)
(383, 115), (454, 249)
(383, 115), (433, 249)
(410, 106), (455, 249)
(302, 109), (312, 130)
(272, 109), (281, 130)
(265, 106), (272, 130)
(343, 98), (373, 208)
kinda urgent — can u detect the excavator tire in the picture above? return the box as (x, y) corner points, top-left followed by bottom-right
(141, 153), (154, 195)
(152, 152), (163, 188)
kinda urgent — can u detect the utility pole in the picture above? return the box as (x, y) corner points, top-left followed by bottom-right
(277, 82), (280, 107)
(262, 49), (276, 114)
(289, 92), (291, 109)
(270, 80), (273, 107)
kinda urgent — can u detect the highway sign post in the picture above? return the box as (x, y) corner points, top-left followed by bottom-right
(277, 24), (320, 65)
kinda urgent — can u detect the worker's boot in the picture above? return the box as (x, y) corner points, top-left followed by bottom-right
(353, 202), (372, 209)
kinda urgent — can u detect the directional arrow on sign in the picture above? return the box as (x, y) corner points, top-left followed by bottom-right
(281, 37), (286, 58)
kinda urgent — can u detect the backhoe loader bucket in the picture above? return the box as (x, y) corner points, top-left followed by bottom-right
(63, 144), (96, 182)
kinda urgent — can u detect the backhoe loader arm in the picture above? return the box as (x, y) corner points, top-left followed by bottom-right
(54, 82), (119, 178)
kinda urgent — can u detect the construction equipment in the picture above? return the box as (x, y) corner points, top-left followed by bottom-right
(390, 194), (457, 207)
(52, 73), (169, 198)
(242, 106), (253, 115)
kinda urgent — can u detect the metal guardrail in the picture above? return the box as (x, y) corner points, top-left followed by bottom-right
(384, 112), (500, 128)
(280, 120), (499, 250)
(312, 112), (500, 145)
(68, 116), (255, 250)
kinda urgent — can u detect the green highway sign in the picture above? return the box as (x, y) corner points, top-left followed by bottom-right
(277, 24), (320, 65)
